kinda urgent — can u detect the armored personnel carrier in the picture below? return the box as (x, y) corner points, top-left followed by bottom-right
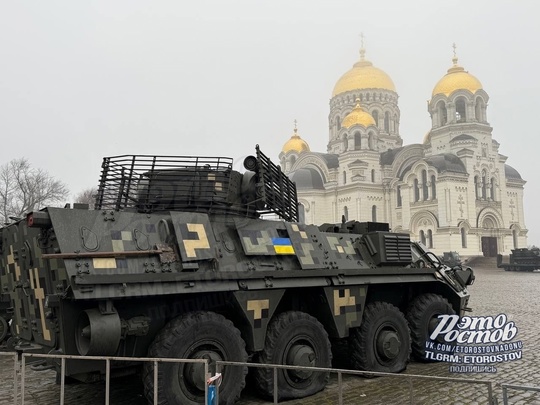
(497, 247), (540, 272)
(0, 146), (474, 404)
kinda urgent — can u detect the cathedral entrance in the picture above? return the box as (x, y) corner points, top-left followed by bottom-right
(481, 237), (498, 257)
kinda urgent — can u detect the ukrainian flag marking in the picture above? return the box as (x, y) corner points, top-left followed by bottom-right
(272, 238), (295, 254)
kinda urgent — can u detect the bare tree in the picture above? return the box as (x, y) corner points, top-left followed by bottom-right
(75, 187), (97, 207)
(0, 158), (69, 224)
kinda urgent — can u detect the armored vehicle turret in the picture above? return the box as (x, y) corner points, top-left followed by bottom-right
(0, 146), (474, 404)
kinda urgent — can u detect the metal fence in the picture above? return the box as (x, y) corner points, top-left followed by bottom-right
(17, 353), (208, 405)
(502, 383), (540, 405)
(0, 352), (18, 403)
(216, 360), (496, 405)
(3, 352), (540, 404)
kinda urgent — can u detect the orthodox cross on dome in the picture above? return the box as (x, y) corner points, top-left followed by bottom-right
(359, 32), (366, 60)
(293, 119), (298, 136)
(452, 42), (458, 65)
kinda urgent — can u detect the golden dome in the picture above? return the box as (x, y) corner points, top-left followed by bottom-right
(282, 122), (310, 153)
(332, 48), (396, 97)
(342, 99), (376, 128)
(432, 54), (482, 97)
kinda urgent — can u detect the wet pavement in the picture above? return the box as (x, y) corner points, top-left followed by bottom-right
(1, 265), (540, 404)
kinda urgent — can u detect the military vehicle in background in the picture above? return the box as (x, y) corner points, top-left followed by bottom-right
(497, 247), (540, 272)
(440, 251), (462, 268)
(0, 146), (474, 404)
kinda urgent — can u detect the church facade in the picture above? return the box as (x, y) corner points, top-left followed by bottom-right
(279, 46), (527, 256)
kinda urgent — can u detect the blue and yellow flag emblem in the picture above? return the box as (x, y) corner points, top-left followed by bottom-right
(272, 238), (295, 255)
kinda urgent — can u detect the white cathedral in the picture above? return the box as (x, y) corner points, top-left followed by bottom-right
(279, 45), (527, 257)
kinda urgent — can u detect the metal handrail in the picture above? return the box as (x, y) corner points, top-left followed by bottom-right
(19, 353), (208, 405)
(502, 383), (540, 404)
(215, 360), (495, 405)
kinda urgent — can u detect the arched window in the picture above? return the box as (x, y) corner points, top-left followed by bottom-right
(455, 97), (466, 123)
(414, 179), (420, 202)
(482, 172), (487, 199)
(461, 228), (467, 248)
(491, 178), (496, 201)
(431, 175), (436, 200)
(396, 186), (402, 207)
(422, 170), (428, 201)
(344, 206), (349, 221)
(354, 132), (361, 150)
(474, 176), (479, 199)
(427, 229), (433, 248)
(419, 230), (426, 245)
(371, 169), (375, 183)
(372, 205), (377, 222)
(437, 101), (447, 126)
(475, 98), (483, 122)
(384, 112), (390, 132)
(343, 171), (347, 184)
(336, 116), (341, 130)
(372, 110), (379, 127)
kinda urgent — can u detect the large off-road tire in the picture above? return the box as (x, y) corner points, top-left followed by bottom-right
(349, 302), (410, 373)
(254, 311), (332, 401)
(142, 311), (248, 405)
(406, 293), (455, 361)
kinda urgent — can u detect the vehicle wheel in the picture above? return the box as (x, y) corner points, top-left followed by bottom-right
(349, 302), (410, 373)
(254, 311), (332, 401)
(142, 311), (248, 405)
(406, 294), (455, 361)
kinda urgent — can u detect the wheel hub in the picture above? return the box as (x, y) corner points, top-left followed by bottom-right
(286, 344), (315, 380)
(376, 330), (400, 360)
(183, 350), (222, 392)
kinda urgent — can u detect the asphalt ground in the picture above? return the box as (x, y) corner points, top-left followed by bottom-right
(1, 264), (539, 405)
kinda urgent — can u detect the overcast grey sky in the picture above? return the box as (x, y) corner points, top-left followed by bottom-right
(1, 1), (539, 244)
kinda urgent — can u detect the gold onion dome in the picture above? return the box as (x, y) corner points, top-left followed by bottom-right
(342, 99), (376, 128)
(432, 48), (482, 97)
(332, 47), (396, 97)
(282, 122), (310, 153)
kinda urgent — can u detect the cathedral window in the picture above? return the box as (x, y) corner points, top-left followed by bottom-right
(490, 178), (496, 201)
(475, 98), (483, 122)
(354, 132), (361, 150)
(384, 112), (390, 132)
(372, 110), (379, 127)
(343, 171), (347, 184)
(461, 228), (467, 248)
(455, 98), (466, 123)
(414, 179), (420, 202)
(372, 205), (377, 222)
(419, 230), (426, 245)
(431, 175), (437, 200)
(474, 176), (480, 199)
(396, 186), (402, 207)
(371, 169), (375, 183)
(422, 170), (428, 201)
(336, 116), (341, 130)
(482, 172), (487, 199)
(427, 229), (433, 248)
(344, 206), (349, 221)
(437, 101), (447, 126)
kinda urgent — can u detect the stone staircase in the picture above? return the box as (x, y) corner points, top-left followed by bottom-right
(464, 255), (499, 269)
